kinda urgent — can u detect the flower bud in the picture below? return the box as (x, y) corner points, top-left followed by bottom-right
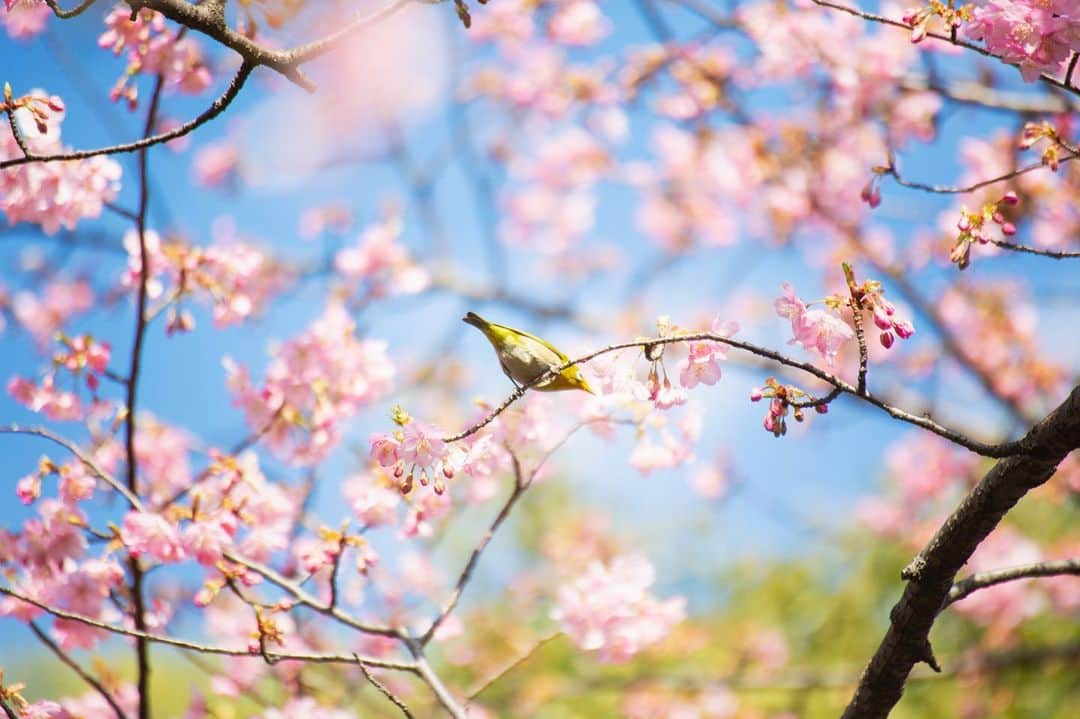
(879, 331), (895, 349)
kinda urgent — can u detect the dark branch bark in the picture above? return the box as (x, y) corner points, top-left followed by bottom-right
(842, 384), (1080, 718)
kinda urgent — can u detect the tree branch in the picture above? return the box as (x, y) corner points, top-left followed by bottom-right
(440, 332), (1024, 458)
(0, 62), (254, 170)
(134, 0), (415, 92)
(358, 661), (416, 719)
(0, 585), (415, 670)
(28, 621), (129, 719)
(944, 558), (1080, 607)
(43, 0), (98, 18)
(811, 0), (1080, 96)
(987, 238), (1080, 260)
(841, 383), (1080, 718)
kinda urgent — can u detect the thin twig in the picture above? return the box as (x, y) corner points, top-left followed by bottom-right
(811, 0), (1080, 96)
(43, 0), (98, 19)
(124, 71), (167, 719)
(0, 62), (254, 170)
(886, 155), (1078, 195)
(467, 633), (562, 700)
(440, 333), (1023, 458)
(358, 661), (416, 719)
(987, 238), (1080, 259)
(0, 585), (415, 670)
(944, 558), (1080, 607)
(28, 621), (129, 719)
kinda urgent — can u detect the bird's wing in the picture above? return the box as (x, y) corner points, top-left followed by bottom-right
(486, 322), (570, 363)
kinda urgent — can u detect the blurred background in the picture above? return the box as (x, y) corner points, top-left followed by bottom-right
(0, 0), (1078, 716)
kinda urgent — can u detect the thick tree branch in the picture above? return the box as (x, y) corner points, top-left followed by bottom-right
(133, 0), (414, 91)
(944, 558), (1080, 607)
(841, 384), (1080, 719)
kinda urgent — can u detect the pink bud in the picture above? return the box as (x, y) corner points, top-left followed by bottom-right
(872, 306), (892, 330)
(957, 215), (970, 232)
(992, 211), (1004, 225)
(769, 398), (784, 417)
(893, 320), (915, 339)
(749, 388), (764, 402)
(860, 180), (881, 208)
(879, 331), (895, 349)
(1001, 222), (1017, 236)
(1001, 190), (1019, 206)
(763, 413), (776, 432)
(815, 403), (828, 414)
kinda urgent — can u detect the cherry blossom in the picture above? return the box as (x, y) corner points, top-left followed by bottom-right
(1, 95), (121, 234)
(120, 511), (186, 563)
(965, 0), (1080, 81)
(334, 213), (429, 296)
(774, 283), (855, 364)
(552, 554), (686, 663)
(226, 303), (394, 464)
(98, 6), (212, 107)
(1, 0), (48, 39)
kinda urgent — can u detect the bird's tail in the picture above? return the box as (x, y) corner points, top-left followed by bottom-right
(462, 311), (488, 330)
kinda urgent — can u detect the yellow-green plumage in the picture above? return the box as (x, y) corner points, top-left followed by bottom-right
(463, 312), (593, 394)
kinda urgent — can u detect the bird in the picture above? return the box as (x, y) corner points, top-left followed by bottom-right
(463, 311), (594, 394)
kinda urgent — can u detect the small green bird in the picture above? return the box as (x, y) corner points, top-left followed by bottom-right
(463, 311), (594, 394)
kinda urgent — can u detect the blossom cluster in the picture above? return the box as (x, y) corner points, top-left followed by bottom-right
(98, 5), (212, 108)
(964, 0), (1080, 81)
(120, 227), (291, 331)
(7, 334), (112, 421)
(334, 213), (430, 297)
(1, 93), (122, 234)
(551, 554), (686, 663)
(226, 303), (394, 464)
(1, 0), (49, 40)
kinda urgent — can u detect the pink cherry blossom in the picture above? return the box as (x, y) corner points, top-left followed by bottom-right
(226, 303), (394, 464)
(182, 514), (236, 566)
(8, 374), (85, 421)
(1, 97), (121, 234)
(965, 0), (1080, 82)
(552, 554), (686, 663)
(192, 141), (239, 187)
(334, 214), (429, 295)
(342, 471), (401, 527)
(678, 343), (723, 389)
(11, 277), (94, 347)
(548, 0), (610, 46)
(774, 283), (855, 364)
(120, 511), (186, 563)
(98, 7), (212, 107)
(1, 0), (48, 40)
